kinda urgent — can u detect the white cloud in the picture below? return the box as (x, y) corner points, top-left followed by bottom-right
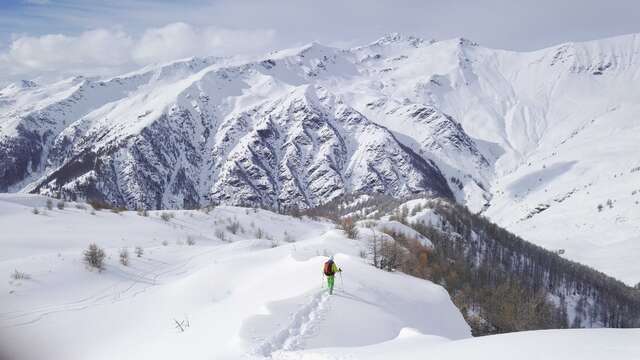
(132, 22), (276, 64)
(8, 29), (133, 70)
(1, 23), (277, 84)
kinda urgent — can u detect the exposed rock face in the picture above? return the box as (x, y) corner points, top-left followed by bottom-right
(3, 32), (639, 222)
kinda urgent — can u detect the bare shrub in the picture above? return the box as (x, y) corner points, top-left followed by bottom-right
(83, 244), (106, 271)
(46, 199), (53, 210)
(186, 236), (196, 246)
(283, 231), (296, 243)
(337, 217), (359, 239)
(174, 317), (190, 332)
(32, 208), (40, 215)
(119, 248), (129, 266)
(226, 220), (241, 234)
(160, 212), (174, 222)
(56, 201), (65, 210)
(361, 220), (376, 228)
(255, 228), (264, 239)
(215, 229), (228, 242)
(161, 240), (169, 246)
(135, 246), (144, 257)
(137, 209), (149, 217)
(11, 269), (31, 280)
(88, 199), (111, 211)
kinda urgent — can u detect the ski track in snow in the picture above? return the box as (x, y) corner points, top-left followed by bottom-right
(253, 291), (331, 358)
(0, 246), (223, 328)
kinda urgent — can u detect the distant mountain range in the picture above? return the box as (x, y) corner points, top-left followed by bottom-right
(1, 32), (639, 283)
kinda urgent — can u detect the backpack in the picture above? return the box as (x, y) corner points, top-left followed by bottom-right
(323, 260), (335, 276)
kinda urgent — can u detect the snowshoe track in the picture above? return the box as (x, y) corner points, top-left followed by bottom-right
(254, 291), (330, 358)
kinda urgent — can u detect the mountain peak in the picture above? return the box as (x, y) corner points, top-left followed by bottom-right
(370, 32), (433, 48)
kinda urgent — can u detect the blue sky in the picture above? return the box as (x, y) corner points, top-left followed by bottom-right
(1, 0), (639, 84)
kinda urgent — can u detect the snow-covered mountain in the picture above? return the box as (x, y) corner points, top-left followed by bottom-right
(1, 33), (639, 283)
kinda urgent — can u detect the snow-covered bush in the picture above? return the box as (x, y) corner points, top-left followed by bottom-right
(32, 208), (39, 215)
(186, 236), (196, 246)
(83, 244), (106, 271)
(46, 199), (53, 210)
(56, 201), (65, 210)
(161, 240), (169, 246)
(135, 246), (144, 257)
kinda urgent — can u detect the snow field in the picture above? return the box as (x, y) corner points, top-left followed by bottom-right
(0, 194), (469, 360)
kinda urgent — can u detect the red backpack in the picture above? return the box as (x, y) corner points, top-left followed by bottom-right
(323, 260), (335, 276)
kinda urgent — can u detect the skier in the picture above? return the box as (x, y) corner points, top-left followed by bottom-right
(323, 255), (342, 295)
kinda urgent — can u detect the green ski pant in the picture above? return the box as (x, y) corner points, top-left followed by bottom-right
(327, 275), (335, 294)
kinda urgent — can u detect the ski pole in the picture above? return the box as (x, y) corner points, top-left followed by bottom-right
(339, 271), (344, 290)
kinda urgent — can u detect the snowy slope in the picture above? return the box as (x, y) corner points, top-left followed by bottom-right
(0, 194), (469, 360)
(1, 32), (640, 282)
(278, 328), (640, 360)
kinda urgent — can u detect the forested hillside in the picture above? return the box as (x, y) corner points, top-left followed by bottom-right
(305, 195), (640, 335)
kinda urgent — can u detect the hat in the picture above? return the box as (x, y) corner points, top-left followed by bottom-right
(329, 255), (334, 261)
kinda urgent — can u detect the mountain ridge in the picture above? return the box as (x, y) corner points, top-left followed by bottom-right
(1, 32), (639, 283)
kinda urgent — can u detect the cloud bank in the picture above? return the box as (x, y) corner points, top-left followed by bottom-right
(2, 0), (640, 86)
(1, 22), (276, 84)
